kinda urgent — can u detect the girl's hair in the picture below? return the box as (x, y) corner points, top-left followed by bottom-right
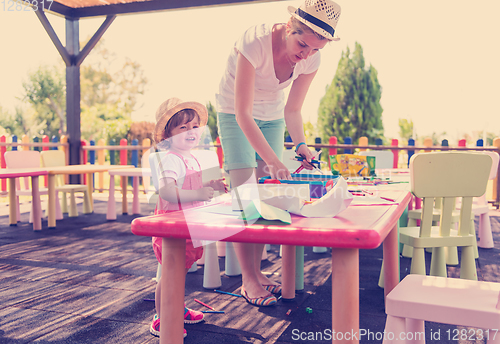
(162, 109), (200, 141)
(288, 17), (331, 41)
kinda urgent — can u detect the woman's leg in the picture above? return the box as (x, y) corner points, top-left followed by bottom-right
(229, 167), (271, 299)
(253, 160), (281, 286)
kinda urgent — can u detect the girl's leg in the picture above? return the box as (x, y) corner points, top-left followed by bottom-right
(155, 277), (162, 318)
(229, 167), (270, 299)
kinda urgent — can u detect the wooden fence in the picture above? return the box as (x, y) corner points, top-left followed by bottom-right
(2, 134), (500, 207)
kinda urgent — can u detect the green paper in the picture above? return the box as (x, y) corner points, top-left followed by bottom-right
(239, 200), (291, 224)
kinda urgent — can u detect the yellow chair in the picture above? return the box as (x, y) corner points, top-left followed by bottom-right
(40, 150), (92, 217)
(4, 150), (62, 223)
(400, 151), (492, 280)
(404, 151), (498, 263)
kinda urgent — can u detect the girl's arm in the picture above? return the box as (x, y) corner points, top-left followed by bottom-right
(284, 71), (318, 167)
(159, 177), (214, 203)
(234, 53), (291, 180)
(203, 178), (228, 193)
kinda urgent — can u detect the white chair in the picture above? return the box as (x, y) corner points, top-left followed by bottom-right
(383, 274), (500, 344)
(4, 150), (62, 223)
(40, 150), (92, 217)
(359, 150), (393, 169)
(399, 152), (491, 280)
(465, 151), (499, 248)
(404, 151), (499, 262)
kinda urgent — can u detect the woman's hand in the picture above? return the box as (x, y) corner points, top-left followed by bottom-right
(208, 178), (228, 193)
(296, 144), (317, 170)
(266, 159), (292, 180)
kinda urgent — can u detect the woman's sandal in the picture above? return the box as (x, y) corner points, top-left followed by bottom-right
(262, 284), (282, 294)
(241, 287), (277, 306)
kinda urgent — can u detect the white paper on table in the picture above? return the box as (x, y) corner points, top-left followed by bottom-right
(262, 176), (353, 218)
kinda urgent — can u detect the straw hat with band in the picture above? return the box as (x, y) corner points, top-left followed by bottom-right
(153, 97), (208, 145)
(288, 0), (341, 41)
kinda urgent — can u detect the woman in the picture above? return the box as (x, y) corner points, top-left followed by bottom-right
(216, 0), (342, 305)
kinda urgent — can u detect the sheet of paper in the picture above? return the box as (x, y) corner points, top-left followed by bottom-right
(239, 200), (292, 224)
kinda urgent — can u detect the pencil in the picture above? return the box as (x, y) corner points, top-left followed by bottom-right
(194, 298), (216, 311)
(201, 310), (225, 313)
(214, 289), (242, 297)
(380, 196), (396, 202)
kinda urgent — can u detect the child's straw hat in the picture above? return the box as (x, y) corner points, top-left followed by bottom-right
(153, 97), (208, 144)
(288, 0), (342, 41)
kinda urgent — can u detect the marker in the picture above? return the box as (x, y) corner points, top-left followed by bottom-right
(194, 298), (216, 311)
(201, 310), (225, 313)
(293, 150), (321, 174)
(292, 157), (326, 164)
(214, 289), (242, 297)
(380, 196), (396, 202)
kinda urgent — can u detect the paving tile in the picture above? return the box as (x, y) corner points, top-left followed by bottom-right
(0, 306), (74, 343)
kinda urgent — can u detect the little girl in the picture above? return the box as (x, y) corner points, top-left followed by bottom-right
(150, 97), (226, 338)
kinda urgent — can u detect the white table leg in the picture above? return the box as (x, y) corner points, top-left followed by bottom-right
(31, 175), (42, 231)
(8, 178), (17, 226)
(48, 175), (56, 228)
(132, 175), (140, 214)
(107, 174), (116, 220)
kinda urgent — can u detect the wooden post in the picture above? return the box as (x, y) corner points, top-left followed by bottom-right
(358, 137), (368, 152)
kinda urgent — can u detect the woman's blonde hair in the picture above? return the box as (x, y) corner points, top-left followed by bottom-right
(288, 17), (332, 41)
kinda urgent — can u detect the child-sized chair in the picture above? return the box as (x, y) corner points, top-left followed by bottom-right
(464, 151), (499, 248)
(399, 152), (491, 280)
(4, 150), (63, 223)
(383, 274), (500, 344)
(40, 150), (92, 217)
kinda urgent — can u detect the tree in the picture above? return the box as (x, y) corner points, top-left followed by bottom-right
(205, 101), (218, 142)
(20, 39), (147, 143)
(22, 64), (66, 138)
(317, 42), (384, 146)
(0, 106), (27, 137)
(398, 118), (414, 142)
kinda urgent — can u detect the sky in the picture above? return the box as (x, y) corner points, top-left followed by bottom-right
(1, 0), (500, 143)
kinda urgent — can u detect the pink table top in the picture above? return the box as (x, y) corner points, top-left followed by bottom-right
(132, 190), (411, 249)
(0, 168), (48, 179)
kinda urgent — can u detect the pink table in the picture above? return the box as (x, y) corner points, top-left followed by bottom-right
(131, 190), (411, 344)
(0, 168), (48, 231)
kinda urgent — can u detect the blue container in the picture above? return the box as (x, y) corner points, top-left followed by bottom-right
(258, 173), (339, 199)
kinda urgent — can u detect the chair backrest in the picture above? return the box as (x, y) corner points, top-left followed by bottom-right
(282, 149), (302, 173)
(483, 151), (499, 180)
(4, 150), (42, 190)
(149, 149), (223, 191)
(40, 150), (67, 186)
(40, 150), (66, 167)
(358, 150), (393, 169)
(410, 152), (492, 237)
(410, 152), (492, 198)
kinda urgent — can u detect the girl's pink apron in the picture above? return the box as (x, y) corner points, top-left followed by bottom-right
(152, 152), (204, 269)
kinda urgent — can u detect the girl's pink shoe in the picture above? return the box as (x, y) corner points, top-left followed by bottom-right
(149, 314), (187, 338)
(184, 306), (204, 324)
